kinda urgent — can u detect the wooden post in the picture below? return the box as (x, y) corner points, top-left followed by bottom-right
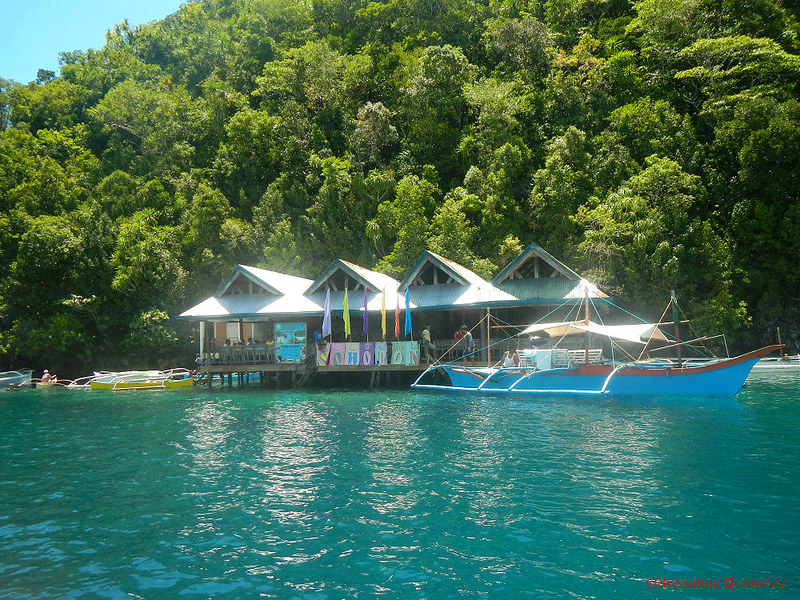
(486, 309), (491, 366)
(671, 290), (682, 365)
(584, 289), (590, 365)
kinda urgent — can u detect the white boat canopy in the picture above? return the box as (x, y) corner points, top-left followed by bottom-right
(523, 320), (670, 344)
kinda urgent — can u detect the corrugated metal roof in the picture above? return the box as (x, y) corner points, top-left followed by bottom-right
(405, 282), (516, 310)
(496, 278), (607, 301)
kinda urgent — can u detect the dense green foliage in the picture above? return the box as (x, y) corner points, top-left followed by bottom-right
(1, 0), (799, 373)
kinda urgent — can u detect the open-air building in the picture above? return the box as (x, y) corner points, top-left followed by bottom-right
(177, 243), (609, 386)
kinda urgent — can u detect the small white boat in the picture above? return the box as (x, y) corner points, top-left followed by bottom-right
(0, 369), (32, 388)
(88, 369), (194, 390)
(751, 354), (800, 370)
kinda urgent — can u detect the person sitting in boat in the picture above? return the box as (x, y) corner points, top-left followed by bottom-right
(502, 350), (519, 368)
(529, 335), (548, 348)
(460, 325), (475, 366)
(41, 370), (57, 384)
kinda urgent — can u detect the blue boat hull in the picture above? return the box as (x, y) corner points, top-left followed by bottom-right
(412, 346), (780, 398)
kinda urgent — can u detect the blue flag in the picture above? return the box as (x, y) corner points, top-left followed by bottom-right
(404, 287), (412, 338)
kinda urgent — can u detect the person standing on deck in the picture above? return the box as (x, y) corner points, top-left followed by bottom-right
(422, 324), (435, 364)
(460, 325), (475, 366)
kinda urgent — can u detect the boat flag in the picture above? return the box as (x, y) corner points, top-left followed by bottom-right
(343, 288), (351, 339)
(362, 287), (369, 338)
(394, 293), (401, 338)
(404, 287), (412, 338)
(322, 289), (331, 339)
(381, 288), (386, 340)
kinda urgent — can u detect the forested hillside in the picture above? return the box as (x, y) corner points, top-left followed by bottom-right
(1, 0), (799, 373)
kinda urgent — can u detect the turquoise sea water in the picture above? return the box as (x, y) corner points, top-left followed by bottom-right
(1, 371), (798, 600)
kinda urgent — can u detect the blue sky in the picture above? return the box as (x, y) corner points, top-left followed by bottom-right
(1, 1), (184, 83)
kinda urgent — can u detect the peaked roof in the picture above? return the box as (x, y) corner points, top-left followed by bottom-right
(399, 250), (485, 290)
(306, 259), (400, 295)
(397, 250), (517, 310)
(178, 244), (609, 321)
(493, 242), (581, 284)
(216, 265), (313, 297)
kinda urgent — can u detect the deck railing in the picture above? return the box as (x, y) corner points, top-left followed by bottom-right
(201, 340), (486, 368)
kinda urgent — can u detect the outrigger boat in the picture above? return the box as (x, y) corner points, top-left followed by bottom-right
(412, 293), (781, 398)
(0, 369), (32, 388)
(752, 354), (800, 371)
(88, 369), (193, 390)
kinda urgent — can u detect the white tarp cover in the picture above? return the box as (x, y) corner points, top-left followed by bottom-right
(523, 320), (669, 344)
(522, 320), (589, 337)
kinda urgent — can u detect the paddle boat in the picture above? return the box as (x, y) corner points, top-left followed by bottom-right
(88, 369), (194, 390)
(412, 294), (780, 399)
(0, 369), (32, 388)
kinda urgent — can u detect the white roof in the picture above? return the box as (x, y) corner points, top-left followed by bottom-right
(179, 250), (609, 321)
(180, 263), (405, 320)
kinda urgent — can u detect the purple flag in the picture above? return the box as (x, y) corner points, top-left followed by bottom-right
(362, 287), (369, 338)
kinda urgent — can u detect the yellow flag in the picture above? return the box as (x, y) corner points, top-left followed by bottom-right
(343, 288), (351, 339)
(381, 288), (386, 339)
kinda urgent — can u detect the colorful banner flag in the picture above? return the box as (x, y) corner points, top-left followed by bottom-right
(321, 289), (331, 339)
(381, 288), (386, 340)
(394, 293), (401, 338)
(404, 287), (412, 338)
(343, 288), (351, 339)
(362, 287), (369, 338)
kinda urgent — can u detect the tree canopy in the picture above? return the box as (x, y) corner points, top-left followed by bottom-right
(1, 0), (799, 373)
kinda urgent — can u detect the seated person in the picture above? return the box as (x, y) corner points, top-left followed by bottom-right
(502, 350), (518, 368)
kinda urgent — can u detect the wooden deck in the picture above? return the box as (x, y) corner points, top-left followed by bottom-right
(197, 361), (429, 389)
(195, 339), (492, 389)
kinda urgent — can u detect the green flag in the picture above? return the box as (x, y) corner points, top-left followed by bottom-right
(343, 289), (351, 339)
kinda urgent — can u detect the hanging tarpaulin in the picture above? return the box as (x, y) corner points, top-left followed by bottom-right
(404, 287), (412, 338)
(275, 322), (307, 363)
(343, 288), (351, 339)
